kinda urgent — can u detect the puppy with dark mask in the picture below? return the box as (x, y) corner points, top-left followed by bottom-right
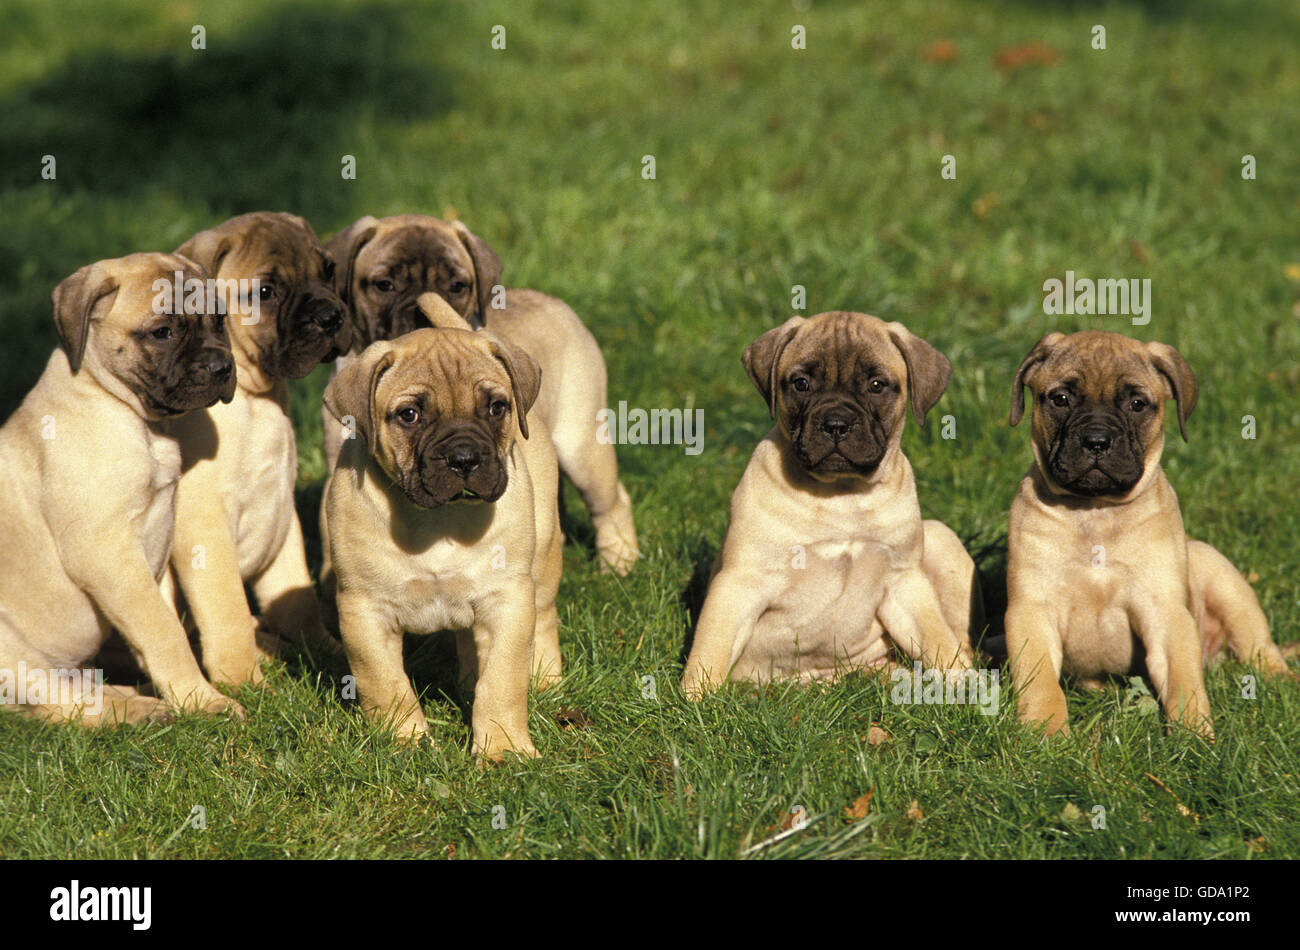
(323, 327), (561, 759)
(166, 213), (350, 687)
(0, 253), (242, 725)
(322, 214), (638, 576)
(683, 311), (980, 695)
(1005, 331), (1290, 739)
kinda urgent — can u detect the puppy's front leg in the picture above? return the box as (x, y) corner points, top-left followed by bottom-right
(170, 501), (262, 687)
(878, 572), (973, 674)
(1005, 600), (1069, 735)
(251, 516), (342, 660)
(470, 579), (538, 760)
(337, 593), (427, 740)
(1132, 601), (1214, 739)
(72, 546), (242, 717)
(681, 568), (767, 698)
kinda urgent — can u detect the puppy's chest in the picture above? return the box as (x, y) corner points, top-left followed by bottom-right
(228, 407), (296, 569)
(139, 435), (183, 575)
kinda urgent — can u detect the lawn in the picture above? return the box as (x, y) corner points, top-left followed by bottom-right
(0, 0), (1298, 859)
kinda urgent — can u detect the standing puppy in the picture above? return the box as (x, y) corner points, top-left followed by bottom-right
(683, 312), (979, 695)
(323, 214), (638, 574)
(167, 212), (351, 686)
(324, 328), (561, 759)
(0, 254), (242, 724)
(1005, 331), (1288, 739)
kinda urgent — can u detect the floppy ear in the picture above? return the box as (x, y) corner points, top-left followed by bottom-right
(325, 216), (379, 306)
(322, 341), (396, 453)
(51, 264), (120, 373)
(742, 316), (804, 419)
(176, 227), (235, 278)
(886, 322), (952, 426)
(1146, 341), (1198, 442)
(485, 335), (541, 440)
(1009, 331), (1065, 427)
(415, 292), (475, 331)
(451, 220), (503, 325)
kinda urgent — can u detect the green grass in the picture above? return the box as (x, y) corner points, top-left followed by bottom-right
(1, 0), (1298, 859)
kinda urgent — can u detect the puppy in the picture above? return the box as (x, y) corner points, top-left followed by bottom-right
(682, 312), (980, 695)
(0, 254), (242, 724)
(1005, 330), (1289, 739)
(323, 213), (638, 575)
(323, 327), (561, 759)
(164, 212), (350, 686)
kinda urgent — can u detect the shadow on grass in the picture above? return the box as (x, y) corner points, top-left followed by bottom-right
(0, 1), (461, 418)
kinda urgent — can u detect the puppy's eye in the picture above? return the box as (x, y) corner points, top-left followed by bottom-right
(791, 377), (810, 393)
(322, 259), (336, 281)
(1129, 397), (1148, 412)
(151, 326), (173, 341)
(868, 378), (886, 394)
(395, 406), (420, 427)
(374, 279), (396, 293)
(259, 283), (275, 301)
(488, 399), (509, 418)
(1049, 392), (1070, 408)
(448, 279), (469, 294)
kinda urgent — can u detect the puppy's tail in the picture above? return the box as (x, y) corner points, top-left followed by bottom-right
(416, 292), (475, 331)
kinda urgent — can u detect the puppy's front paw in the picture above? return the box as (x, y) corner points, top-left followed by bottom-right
(173, 686), (247, 720)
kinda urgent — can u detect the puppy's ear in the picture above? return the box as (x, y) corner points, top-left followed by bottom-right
(486, 335), (541, 440)
(1146, 341), (1198, 442)
(886, 322), (952, 426)
(326, 216), (379, 306)
(1009, 331), (1065, 427)
(322, 341), (396, 452)
(742, 316), (804, 419)
(415, 292), (475, 331)
(451, 220), (503, 325)
(176, 227), (234, 278)
(51, 263), (119, 373)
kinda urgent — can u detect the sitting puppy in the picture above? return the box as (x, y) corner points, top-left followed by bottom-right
(323, 213), (638, 575)
(165, 213), (350, 686)
(1006, 331), (1290, 739)
(682, 312), (979, 695)
(323, 327), (561, 759)
(0, 254), (242, 724)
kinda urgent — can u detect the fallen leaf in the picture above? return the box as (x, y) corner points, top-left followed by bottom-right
(1284, 263), (1300, 282)
(905, 800), (925, 821)
(444, 842), (457, 859)
(554, 707), (591, 729)
(1145, 772), (1201, 823)
(1060, 802), (1084, 823)
(1246, 571), (1261, 584)
(867, 724), (890, 746)
(995, 43), (1062, 73)
(1246, 836), (1270, 854)
(844, 788), (876, 822)
(921, 39), (958, 63)
(972, 193), (998, 219)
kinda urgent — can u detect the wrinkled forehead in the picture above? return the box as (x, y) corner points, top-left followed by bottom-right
(113, 259), (208, 311)
(227, 219), (319, 269)
(381, 336), (508, 400)
(783, 316), (905, 381)
(1036, 345), (1161, 399)
(365, 223), (465, 270)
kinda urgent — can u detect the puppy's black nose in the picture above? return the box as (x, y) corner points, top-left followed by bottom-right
(208, 355), (234, 382)
(446, 445), (481, 477)
(1082, 429), (1113, 453)
(820, 415), (855, 442)
(310, 304), (344, 334)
